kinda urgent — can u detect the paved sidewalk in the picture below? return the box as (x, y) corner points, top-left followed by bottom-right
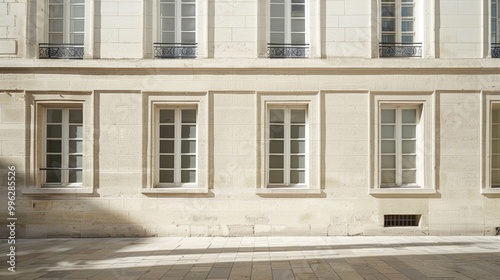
(1, 236), (500, 279)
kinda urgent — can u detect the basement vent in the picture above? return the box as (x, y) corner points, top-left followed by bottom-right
(384, 215), (421, 227)
(496, 227), (500, 236)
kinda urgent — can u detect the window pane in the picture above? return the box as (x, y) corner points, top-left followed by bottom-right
(401, 35), (413, 43)
(381, 125), (395, 139)
(162, 18), (175, 31)
(291, 5), (305, 17)
(160, 125), (174, 138)
(46, 170), (61, 183)
(47, 140), (62, 153)
(47, 109), (62, 123)
(291, 33), (305, 44)
(402, 109), (416, 123)
(381, 5), (395, 17)
(381, 170), (395, 184)
(160, 155), (174, 168)
(71, 5), (85, 18)
(69, 155), (82, 168)
(492, 170), (500, 186)
(181, 4), (196, 16)
(381, 155), (395, 169)
(270, 125), (284, 138)
(181, 155), (196, 168)
(181, 140), (196, 153)
(269, 170), (284, 184)
(270, 18), (285, 32)
(402, 155), (416, 169)
(160, 170), (174, 183)
(402, 170), (416, 184)
(181, 170), (196, 183)
(290, 155), (305, 168)
(181, 32), (196, 43)
(402, 140), (416, 153)
(182, 110), (196, 123)
(160, 140), (174, 153)
(492, 155), (500, 169)
(269, 140), (284, 153)
(69, 170), (83, 183)
(49, 19), (63, 32)
(270, 109), (284, 123)
(382, 19), (395, 32)
(69, 125), (83, 138)
(182, 125), (196, 138)
(381, 109), (395, 123)
(291, 140), (305, 153)
(291, 110), (306, 123)
(291, 125), (305, 138)
(401, 21), (413, 32)
(161, 3), (175, 17)
(69, 140), (83, 153)
(160, 110), (175, 123)
(270, 4), (284, 17)
(381, 140), (395, 153)
(270, 33), (285, 44)
(402, 125), (416, 139)
(71, 20), (85, 32)
(47, 125), (62, 138)
(181, 18), (196, 31)
(401, 6), (413, 17)
(46, 155), (62, 168)
(493, 109), (500, 123)
(269, 155), (284, 168)
(162, 32), (175, 43)
(49, 5), (64, 17)
(290, 170), (305, 184)
(381, 34), (395, 43)
(69, 109), (83, 123)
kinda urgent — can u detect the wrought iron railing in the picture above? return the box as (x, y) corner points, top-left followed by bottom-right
(268, 43), (309, 58)
(379, 42), (422, 58)
(39, 43), (84, 59)
(154, 43), (197, 58)
(492, 43), (500, 58)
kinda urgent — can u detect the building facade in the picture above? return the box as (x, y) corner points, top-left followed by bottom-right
(1, 0), (500, 238)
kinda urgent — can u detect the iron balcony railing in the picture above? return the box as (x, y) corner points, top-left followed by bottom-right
(39, 43), (84, 59)
(154, 43), (197, 58)
(268, 43), (309, 58)
(492, 43), (500, 58)
(379, 42), (422, 58)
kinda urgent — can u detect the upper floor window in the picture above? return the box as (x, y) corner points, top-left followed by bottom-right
(39, 0), (85, 59)
(379, 0), (422, 58)
(154, 0), (197, 59)
(492, 0), (500, 58)
(268, 0), (309, 58)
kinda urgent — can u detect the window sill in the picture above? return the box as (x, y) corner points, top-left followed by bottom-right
(142, 187), (209, 195)
(369, 188), (436, 197)
(256, 187), (322, 197)
(481, 188), (500, 195)
(23, 187), (94, 195)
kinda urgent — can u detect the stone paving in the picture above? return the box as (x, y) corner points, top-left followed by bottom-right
(1, 236), (500, 279)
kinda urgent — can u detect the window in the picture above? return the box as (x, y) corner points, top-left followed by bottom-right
(268, 107), (307, 186)
(24, 92), (94, 195)
(379, 106), (420, 187)
(379, 0), (422, 57)
(43, 108), (83, 186)
(370, 93), (435, 196)
(482, 95), (500, 194)
(154, 0), (197, 58)
(268, 0), (309, 58)
(157, 107), (197, 186)
(39, 0), (85, 59)
(491, 107), (500, 187)
(492, 0), (500, 57)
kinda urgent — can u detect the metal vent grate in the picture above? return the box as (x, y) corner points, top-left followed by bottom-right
(384, 215), (421, 227)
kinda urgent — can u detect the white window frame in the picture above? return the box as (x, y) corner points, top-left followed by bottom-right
(47, 0), (85, 44)
(268, 0), (308, 45)
(379, 104), (422, 188)
(380, 0), (418, 44)
(257, 93), (321, 195)
(482, 93), (500, 195)
(144, 92), (209, 195)
(370, 92), (436, 196)
(155, 106), (198, 188)
(24, 92), (95, 195)
(266, 106), (308, 188)
(157, 0), (196, 44)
